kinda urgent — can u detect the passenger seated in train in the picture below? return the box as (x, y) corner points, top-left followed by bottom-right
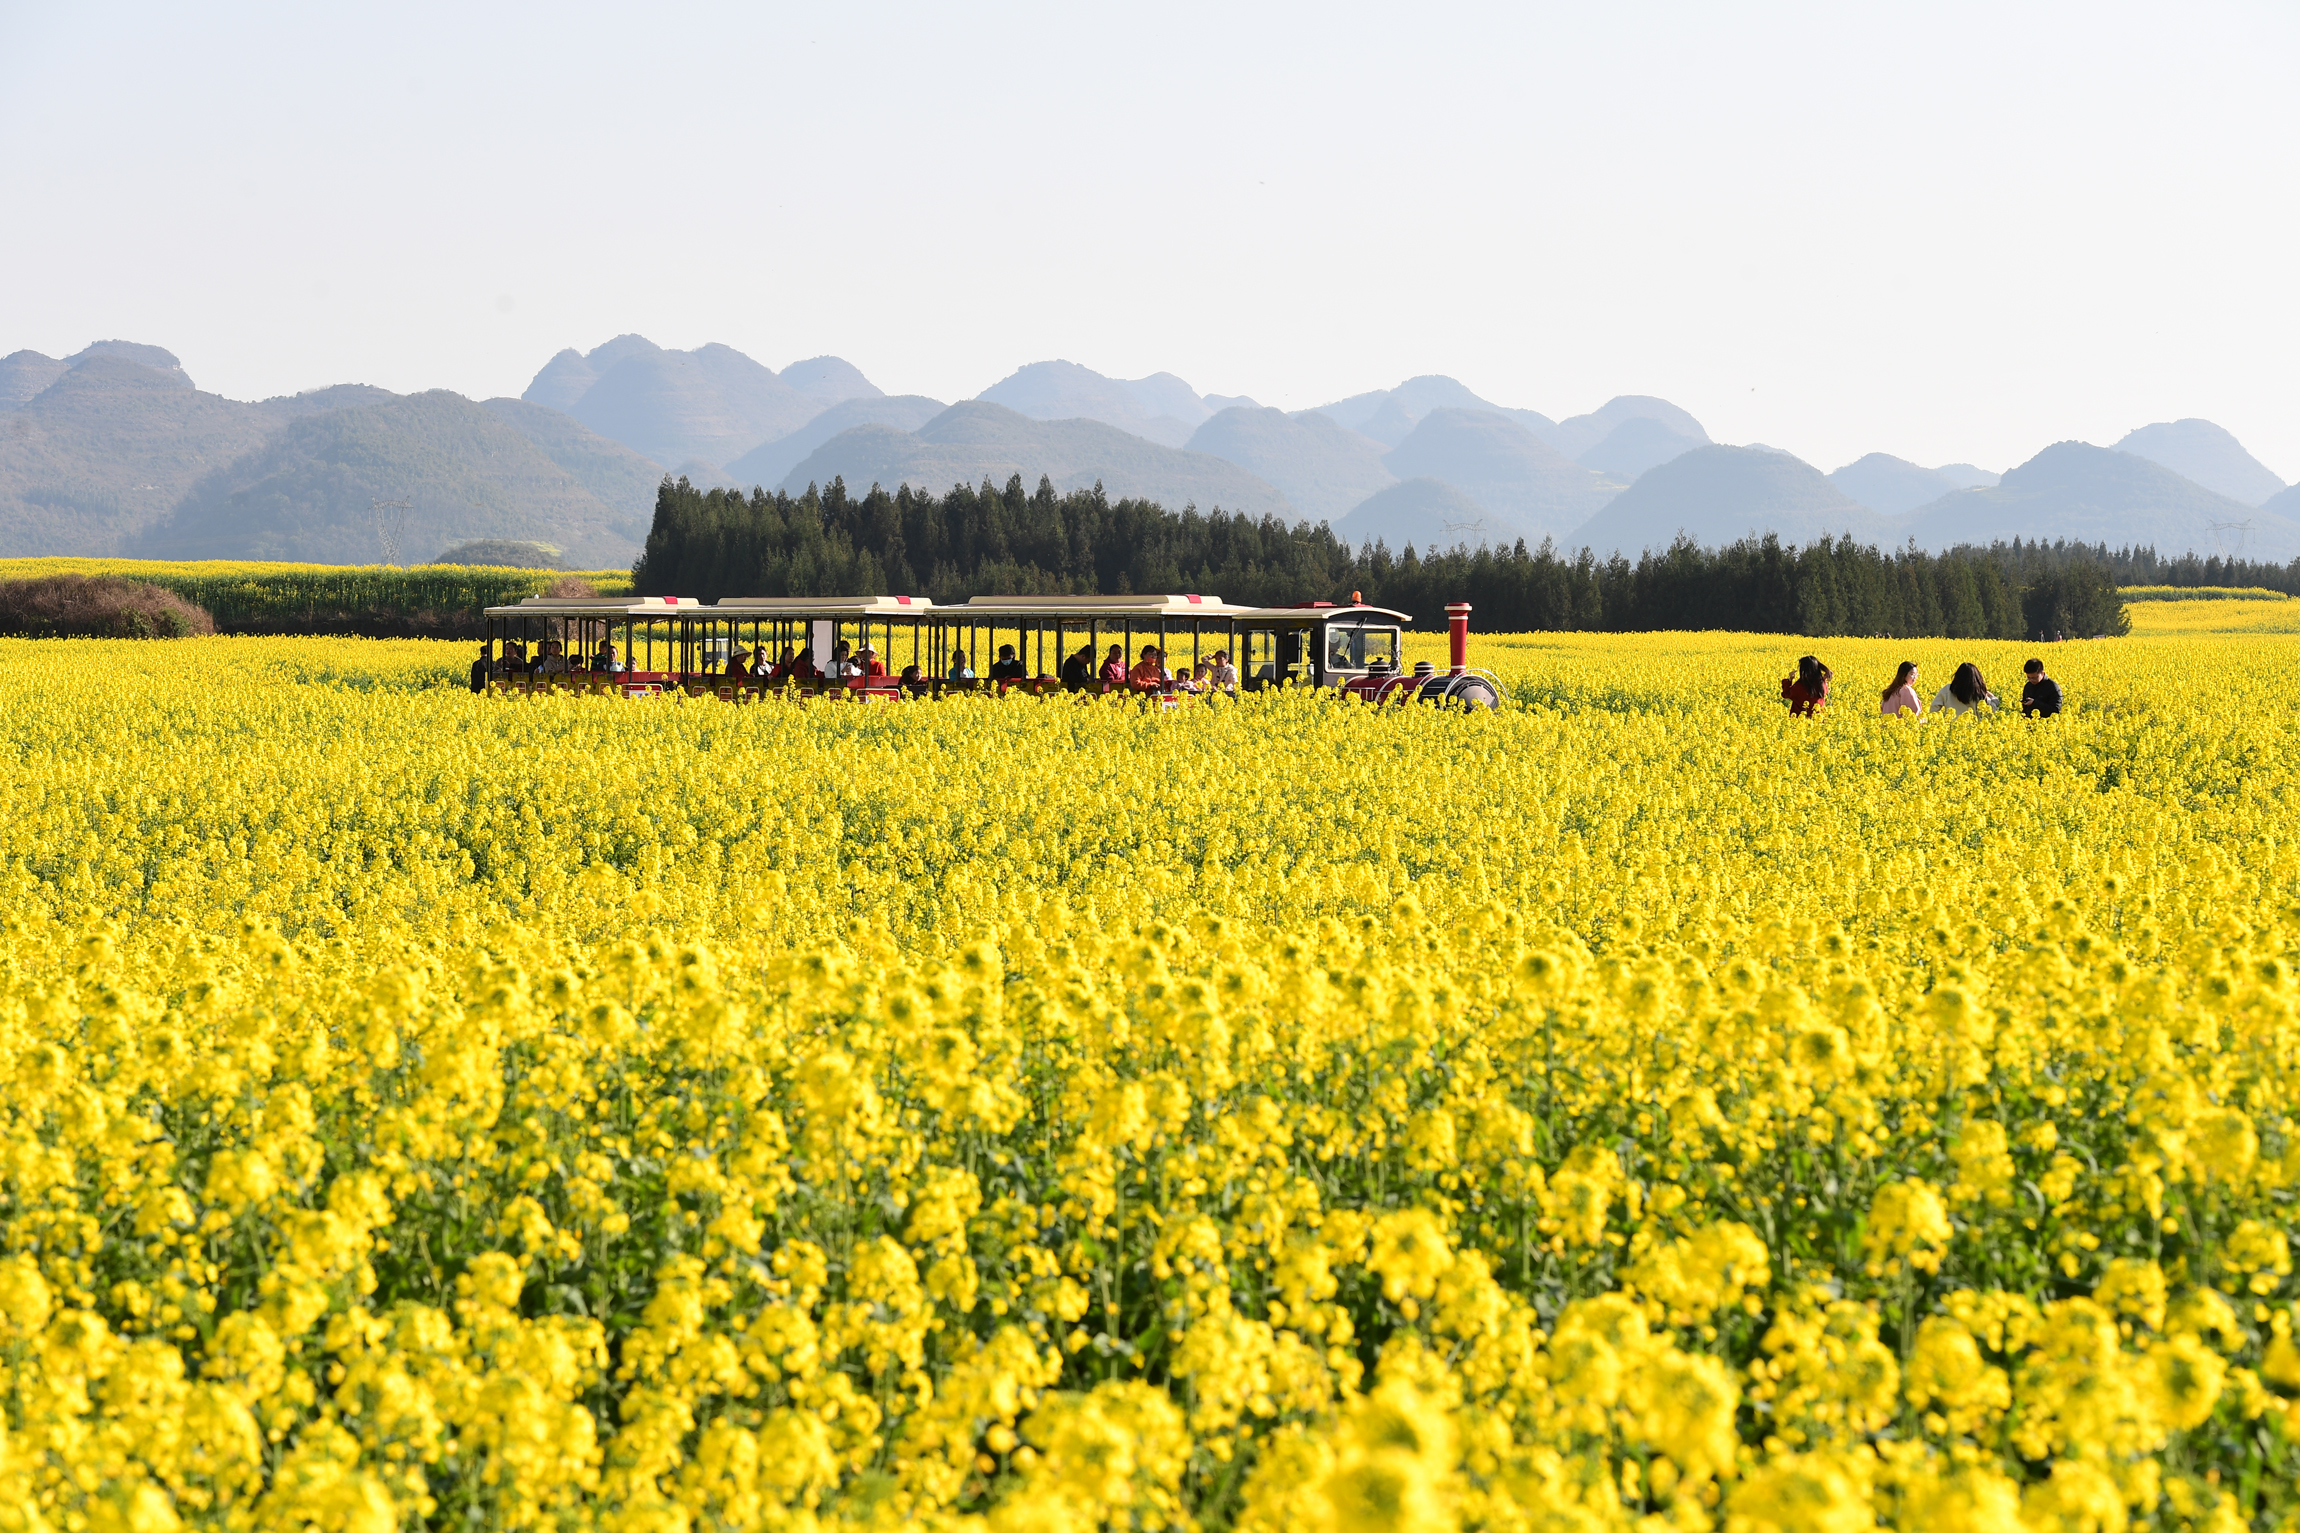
(788, 645), (819, 681)
(1099, 644), (1128, 686)
(592, 640), (623, 674)
(859, 643), (887, 678)
(496, 639), (529, 677)
(724, 645), (752, 681)
(947, 650), (975, 682)
(829, 640), (859, 679)
(1128, 645), (1165, 689)
(1061, 644), (1095, 691)
(989, 644), (1027, 681)
(899, 663), (926, 693)
(1208, 650), (1238, 691)
(536, 639), (569, 677)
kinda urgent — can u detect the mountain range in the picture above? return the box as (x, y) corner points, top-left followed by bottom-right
(3, 333), (2290, 568)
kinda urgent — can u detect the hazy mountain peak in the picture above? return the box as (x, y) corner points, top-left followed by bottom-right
(1312, 375), (1502, 436)
(1827, 452), (1961, 516)
(1577, 417), (1703, 481)
(529, 337), (817, 468)
(778, 356), (883, 405)
(724, 393), (946, 488)
(69, 340), (191, 388)
(1548, 396), (1708, 457)
(1571, 444), (1876, 556)
(0, 350), (71, 409)
(522, 349), (597, 413)
(1332, 477), (1519, 553)
(1183, 405), (1394, 522)
(1898, 440), (2300, 563)
(974, 361), (1209, 448)
(1933, 463), (2000, 489)
(774, 399), (1291, 517)
(585, 334), (666, 370)
(1383, 408), (1621, 544)
(2113, 418), (2285, 507)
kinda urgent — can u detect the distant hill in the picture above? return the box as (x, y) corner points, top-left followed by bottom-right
(1308, 376), (1554, 448)
(0, 352), (280, 556)
(481, 397), (668, 520)
(434, 539), (568, 569)
(545, 337), (822, 467)
(0, 351), (71, 407)
(2264, 483), (2300, 521)
(2112, 419), (2285, 507)
(1896, 441), (2300, 561)
(1545, 396), (1710, 459)
(1934, 463), (2001, 489)
(779, 356), (883, 406)
(726, 395), (947, 489)
(135, 390), (646, 568)
(1382, 409), (1621, 543)
(522, 336), (883, 468)
(1577, 417), (1703, 481)
(779, 401), (1293, 518)
(1570, 445), (1883, 556)
(1184, 407), (1393, 523)
(256, 384), (401, 420)
(1330, 478), (1522, 552)
(975, 361), (1212, 448)
(1828, 453), (1962, 515)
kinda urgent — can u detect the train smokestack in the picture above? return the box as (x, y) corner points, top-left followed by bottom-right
(1446, 602), (1471, 676)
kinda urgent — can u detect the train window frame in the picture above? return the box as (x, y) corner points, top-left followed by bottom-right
(1322, 624), (1401, 675)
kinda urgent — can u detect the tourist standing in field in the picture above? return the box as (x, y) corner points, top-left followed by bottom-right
(2021, 658), (2063, 717)
(470, 642), (492, 693)
(1934, 662), (1998, 715)
(1782, 655), (1831, 715)
(1880, 662), (1924, 717)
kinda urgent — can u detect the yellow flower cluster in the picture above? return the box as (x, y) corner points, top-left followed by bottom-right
(0, 626), (2295, 1533)
(0, 558), (632, 584)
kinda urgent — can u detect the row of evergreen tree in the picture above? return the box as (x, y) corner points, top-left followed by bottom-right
(626, 473), (2264, 637)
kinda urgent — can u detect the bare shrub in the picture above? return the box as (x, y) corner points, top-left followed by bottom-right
(541, 576), (598, 599)
(0, 575), (217, 638)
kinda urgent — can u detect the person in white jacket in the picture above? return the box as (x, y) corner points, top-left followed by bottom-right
(1933, 661), (1999, 716)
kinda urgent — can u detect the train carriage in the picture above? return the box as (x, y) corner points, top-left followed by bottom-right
(480, 590), (1501, 707)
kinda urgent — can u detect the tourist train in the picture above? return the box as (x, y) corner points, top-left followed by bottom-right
(479, 591), (1503, 708)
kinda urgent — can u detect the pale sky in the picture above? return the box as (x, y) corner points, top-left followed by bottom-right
(3, 0), (2295, 479)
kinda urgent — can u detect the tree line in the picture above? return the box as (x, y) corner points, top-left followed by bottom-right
(625, 473), (2225, 638)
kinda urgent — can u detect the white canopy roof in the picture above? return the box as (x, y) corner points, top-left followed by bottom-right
(955, 593), (1253, 617)
(713, 595), (937, 613)
(482, 595), (701, 618)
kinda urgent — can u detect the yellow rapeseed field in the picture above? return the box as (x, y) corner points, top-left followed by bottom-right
(1, 624), (2295, 1533)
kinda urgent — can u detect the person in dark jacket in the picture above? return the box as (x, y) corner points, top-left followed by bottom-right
(470, 642), (492, 693)
(1061, 644), (1095, 691)
(2021, 658), (2063, 718)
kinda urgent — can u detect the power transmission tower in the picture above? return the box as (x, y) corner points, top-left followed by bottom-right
(2206, 519), (2254, 563)
(370, 499), (413, 566)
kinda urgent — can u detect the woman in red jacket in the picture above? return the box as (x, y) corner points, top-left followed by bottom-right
(1781, 654), (1831, 715)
